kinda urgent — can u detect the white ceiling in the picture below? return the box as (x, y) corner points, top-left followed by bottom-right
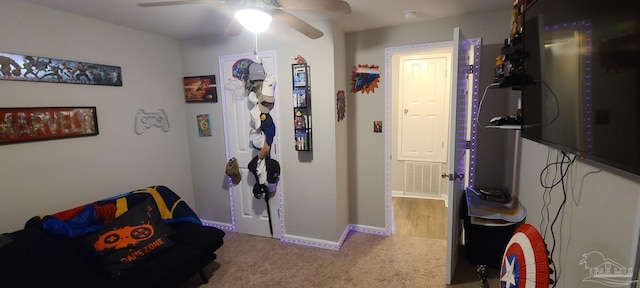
(19, 0), (512, 40)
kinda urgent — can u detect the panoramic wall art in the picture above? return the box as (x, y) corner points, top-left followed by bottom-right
(0, 52), (122, 86)
(0, 107), (99, 145)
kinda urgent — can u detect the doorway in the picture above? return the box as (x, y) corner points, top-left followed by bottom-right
(385, 31), (481, 284)
(389, 43), (453, 240)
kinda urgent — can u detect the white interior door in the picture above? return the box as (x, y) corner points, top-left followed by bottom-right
(397, 52), (451, 163)
(445, 28), (478, 284)
(220, 52), (281, 238)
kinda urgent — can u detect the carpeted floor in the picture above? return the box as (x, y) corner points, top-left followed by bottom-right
(181, 231), (500, 288)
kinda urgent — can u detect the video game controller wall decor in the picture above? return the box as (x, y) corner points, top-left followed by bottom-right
(135, 109), (170, 135)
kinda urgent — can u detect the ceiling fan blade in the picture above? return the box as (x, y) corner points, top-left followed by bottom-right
(137, 0), (222, 8)
(270, 10), (324, 39)
(224, 17), (243, 37)
(274, 0), (351, 14)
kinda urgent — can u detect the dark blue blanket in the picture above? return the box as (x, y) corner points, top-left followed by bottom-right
(36, 185), (201, 237)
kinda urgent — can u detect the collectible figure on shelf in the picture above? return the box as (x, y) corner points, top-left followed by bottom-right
(294, 110), (307, 129)
(510, 0), (524, 40)
(294, 55), (306, 64)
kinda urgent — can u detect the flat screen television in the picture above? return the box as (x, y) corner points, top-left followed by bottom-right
(520, 0), (640, 176)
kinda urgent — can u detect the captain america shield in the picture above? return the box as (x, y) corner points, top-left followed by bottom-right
(500, 224), (549, 288)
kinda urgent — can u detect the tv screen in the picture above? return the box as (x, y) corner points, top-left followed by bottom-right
(521, 0), (640, 175)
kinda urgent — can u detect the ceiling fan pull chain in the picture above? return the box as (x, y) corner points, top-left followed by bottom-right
(253, 32), (260, 61)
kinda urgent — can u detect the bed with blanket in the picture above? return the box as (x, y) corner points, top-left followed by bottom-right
(0, 185), (225, 288)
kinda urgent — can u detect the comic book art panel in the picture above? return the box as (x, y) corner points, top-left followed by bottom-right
(184, 75), (218, 103)
(0, 107), (99, 145)
(351, 64), (380, 94)
(0, 52), (122, 86)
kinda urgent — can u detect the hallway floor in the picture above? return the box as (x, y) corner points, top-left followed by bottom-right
(392, 197), (447, 240)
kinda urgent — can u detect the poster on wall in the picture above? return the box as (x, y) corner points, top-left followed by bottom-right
(0, 52), (122, 86)
(183, 75), (218, 103)
(0, 107), (99, 145)
(197, 114), (212, 137)
(351, 64), (380, 94)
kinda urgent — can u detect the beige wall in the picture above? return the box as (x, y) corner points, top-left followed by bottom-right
(518, 139), (640, 287)
(0, 0), (193, 233)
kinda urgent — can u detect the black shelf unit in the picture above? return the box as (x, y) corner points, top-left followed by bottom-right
(292, 63), (311, 151)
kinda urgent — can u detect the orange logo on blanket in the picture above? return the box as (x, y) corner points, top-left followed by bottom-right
(94, 224), (154, 251)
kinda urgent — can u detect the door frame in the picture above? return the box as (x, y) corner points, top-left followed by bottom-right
(384, 35), (481, 284)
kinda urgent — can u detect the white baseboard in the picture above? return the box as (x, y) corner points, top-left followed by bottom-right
(201, 220), (234, 231)
(393, 191), (447, 204)
(349, 224), (389, 236)
(392, 190), (404, 197)
(280, 224), (389, 251)
(281, 233), (343, 250)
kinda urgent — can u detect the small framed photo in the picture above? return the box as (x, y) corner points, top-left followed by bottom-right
(197, 114), (212, 137)
(374, 121), (382, 133)
(183, 75), (217, 103)
(0, 107), (99, 145)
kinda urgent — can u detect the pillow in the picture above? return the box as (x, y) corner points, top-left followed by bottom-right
(83, 198), (173, 277)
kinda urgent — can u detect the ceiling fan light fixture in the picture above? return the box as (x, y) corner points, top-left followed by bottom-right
(235, 9), (272, 33)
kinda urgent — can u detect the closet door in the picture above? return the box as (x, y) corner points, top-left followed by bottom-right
(220, 52), (281, 238)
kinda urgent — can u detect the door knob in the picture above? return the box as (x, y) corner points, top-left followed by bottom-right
(441, 172), (464, 181)
(404, 109), (409, 114)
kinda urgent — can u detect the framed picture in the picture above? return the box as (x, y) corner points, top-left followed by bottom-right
(0, 107), (99, 145)
(0, 52), (122, 86)
(374, 121), (382, 133)
(183, 75), (218, 103)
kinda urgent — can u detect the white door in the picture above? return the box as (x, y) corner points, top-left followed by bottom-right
(397, 52), (451, 163)
(219, 52), (281, 238)
(445, 28), (479, 284)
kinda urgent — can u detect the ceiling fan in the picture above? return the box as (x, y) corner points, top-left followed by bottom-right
(136, 0), (352, 39)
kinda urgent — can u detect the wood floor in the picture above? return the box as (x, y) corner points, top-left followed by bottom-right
(392, 197), (447, 240)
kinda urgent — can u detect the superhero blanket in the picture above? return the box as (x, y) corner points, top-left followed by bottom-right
(36, 185), (201, 237)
